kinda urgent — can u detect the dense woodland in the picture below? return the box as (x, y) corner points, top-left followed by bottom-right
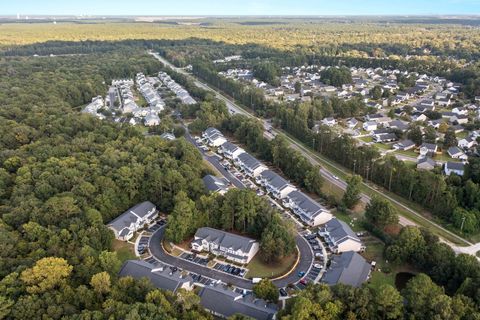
(1, 26), (480, 319)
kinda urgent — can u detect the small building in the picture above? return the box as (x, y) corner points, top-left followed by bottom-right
(363, 121), (378, 132)
(419, 143), (438, 156)
(108, 201), (158, 241)
(144, 113), (161, 126)
(160, 132), (176, 141)
(119, 260), (194, 293)
(203, 175), (229, 195)
(321, 117), (337, 127)
(318, 218), (363, 254)
(373, 133), (397, 143)
(444, 162), (465, 176)
(220, 142), (245, 160)
(447, 147), (467, 161)
(393, 139), (415, 151)
(322, 251), (371, 288)
(458, 137), (478, 149)
(191, 227), (259, 264)
(346, 118), (359, 129)
(257, 170), (297, 199)
(199, 284), (277, 320)
(417, 157), (436, 171)
(285, 190), (332, 226)
(203, 127), (227, 147)
(235, 153), (267, 178)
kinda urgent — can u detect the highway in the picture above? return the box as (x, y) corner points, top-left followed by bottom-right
(149, 51), (477, 253)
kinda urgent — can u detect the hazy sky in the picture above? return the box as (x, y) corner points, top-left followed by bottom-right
(4, 0), (480, 16)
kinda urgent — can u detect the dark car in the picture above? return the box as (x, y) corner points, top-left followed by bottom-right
(224, 265), (231, 272)
(233, 268), (241, 275)
(158, 220), (166, 226)
(279, 288), (288, 297)
(170, 266), (178, 272)
(298, 271), (306, 277)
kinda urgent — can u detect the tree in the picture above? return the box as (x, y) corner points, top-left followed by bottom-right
(342, 175), (362, 209)
(365, 196), (399, 229)
(295, 81), (302, 94)
(373, 285), (403, 319)
(452, 207), (478, 234)
(438, 122), (449, 134)
(423, 126), (437, 144)
(90, 272), (111, 295)
(165, 191), (198, 243)
(20, 257), (73, 294)
(253, 279), (279, 303)
(443, 129), (457, 149)
(407, 125), (423, 146)
(99, 251), (122, 276)
(371, 86), (383, 100)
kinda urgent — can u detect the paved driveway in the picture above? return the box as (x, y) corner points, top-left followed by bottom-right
(148, 226), (314, 290)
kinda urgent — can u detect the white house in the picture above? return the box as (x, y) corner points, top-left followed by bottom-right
(321, 117), (337, 127)
(318, 218), (363, 254)
(363, 121), (378, 131)
(458, 137), (477, 149)
(235, 153), (267, 178)
(393, 139), (416, 151)
(447, 147), (468, 161)
(108, 201), (158, 241)
(257, 170), (296, 199)
(346, 118), (359, 129)
(203, 127), (227, 147)
(144, 113), (161, 126)
(285, 190), (332, 226)
(220, 142), (245, 160)
(191, 227), (259, 264)
(444, 162), (465, 176)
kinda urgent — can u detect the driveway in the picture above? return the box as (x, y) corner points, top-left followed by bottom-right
(148, 226), (314, 290)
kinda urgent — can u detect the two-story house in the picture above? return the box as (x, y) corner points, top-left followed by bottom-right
(108, 201), (158, 241)
(285, 190), (332, 226)
(257, 170), (297, 199)
(235, 153), (267, 178)
(318, 218), (363, 254)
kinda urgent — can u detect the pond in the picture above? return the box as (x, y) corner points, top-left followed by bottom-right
(395, 272), (415, 291)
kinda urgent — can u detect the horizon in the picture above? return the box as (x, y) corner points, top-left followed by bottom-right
(4, 0), (480, 16)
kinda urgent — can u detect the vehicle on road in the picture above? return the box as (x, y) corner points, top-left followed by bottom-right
(279, 288), (288, 297)
(252, 278), (262, 284)
(298, 271), (306, 277)
(332, 175), (339, 180)
(313, 264), (323, 269)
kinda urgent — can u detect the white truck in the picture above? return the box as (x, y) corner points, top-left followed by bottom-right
(251, 278), (262, 284)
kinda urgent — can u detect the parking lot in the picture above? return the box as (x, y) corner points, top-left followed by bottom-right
(180, 253), (209, 266)
(137, 235), (151, 255)
(213, 262), (247, 278)
(146, 220), (166, 233)
(189, 273), (214, 286)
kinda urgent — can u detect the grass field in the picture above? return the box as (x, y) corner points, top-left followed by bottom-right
(246, 253), (298, 279)
(112, 239), (136, 263)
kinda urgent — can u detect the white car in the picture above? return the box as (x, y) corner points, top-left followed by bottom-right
(332, 175), (339, 180)
(313, 264), (323, 269)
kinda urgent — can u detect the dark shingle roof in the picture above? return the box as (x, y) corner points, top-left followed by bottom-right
(322, 251), (371, 287)
(195, 227), (257, 254)
(202, 175), (229, 193)
(324, 218), (360, 244)
(260, 170), (291, 190)
(108, 201), (156, 232)
(237, 153), (263, 171)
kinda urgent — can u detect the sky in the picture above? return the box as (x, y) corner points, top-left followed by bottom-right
(3, 0), (480, 16)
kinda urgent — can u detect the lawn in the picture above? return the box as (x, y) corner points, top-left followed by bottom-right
(359, 136), (373, 143)
(333, 209), (364, 232)
(246, 252), (298, 279)
(321, 180), (346, 202)
(112, 239), (136, 263)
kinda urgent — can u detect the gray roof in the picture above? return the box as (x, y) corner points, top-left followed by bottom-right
(221, 141), (241, 153)
(322, 251), (371, 287)
(287, 190), (325, 217)
(108, 201), (156, 232)
(237, 153), (263, 171)
(195, 227), (257, 254)
(420, 143), (438, 152)
(448, 146), (463, 156)
(118, 260), (192, 292)
(418, 157), (436, 167)
(202, 175), (229, 193)
(324, 218), (360, 244)
(446, 161), (465, 171)
(260, 170), (291, 190)
(398, 139), (415, 148)
(160, 132), (175, 141)
(199, 285), (277, 320)
(204, 127), (222, 138)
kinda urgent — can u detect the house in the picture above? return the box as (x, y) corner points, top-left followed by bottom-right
(235, 153), (267, 178)
(417, 157), (436, 171)
(428, 119), (444, 129)
(373, 133), (397, 143)
(419, 143), (438, 156)
(437, 98), (451, 107)
(220, 142), (245, 160)
(365, 113), (391, 124)
(191, 227), (259, 264)
(387, 120), (409, 132)
(447, 147), (468, 161)
(444, 162), (465, 176)
(450, 115), (469, 125)
(452, 106), (468, 115)
(346, 118), (359, 129)
(144, 113), (161, 126)
(321, 117), (337, 127)
(366, 101), (382, 110)
(199, 284), (278, 320)
(363, 121), (378, 131)
(285, 190), (332, 227)
(119, 260), (194, 292)
(257, 170), (296, 199)
(411, 113), (427, 122)
(318, 218), (363, 254)
(160, 132), (176, 141)
(203, 175), (229, 195)
(108, 201), (158, 241)
(393, 139), (416, 151)
(458, 137), (477, 149)
(203, 127), (227, 147)
(322, 251), (371, 288)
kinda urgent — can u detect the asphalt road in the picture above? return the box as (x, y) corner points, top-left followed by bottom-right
(148, 226), (314, 289)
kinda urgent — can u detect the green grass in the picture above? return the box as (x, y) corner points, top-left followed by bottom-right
(245, 253), (298, 279)
(360, 136), (373, 143)
(368, 271), (396, 290)
(333, 209), (364, 232)
(476, 251), (480, 258)
(112, 239), (136, 263)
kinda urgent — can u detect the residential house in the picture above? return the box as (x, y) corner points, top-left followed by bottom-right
(191, 227), (259, 264)
(447, 147), (468, 161)
(365, 113), (391, 125)
(363, 121), (378, 131)
(346, 118), (359, 129)
(366, 101), (382, 110)
(160, 132), (176, 141)
(393, 139), (416, 151)
(450, 115), (469, 125)
(321, 117), (337, 127)
(220, 142), (245, 160)
(322, 251), (371, 288)
(373, 133), (398, 143)
(199, 284), (278, 320)
(437, 98), (451, 107)
(119, 260), (194, 293)
(108, 201), (158, 241)
(257, 170), (296, 199)
(419, 143), (438, 157)
(284, 190), (332, 227)
(458, 137), (477, 149)
(318, 218), (363, 254)
(144, 112), (161, 126)
(235, 153), (267, 178)
(203, 127), (227, 147)
(452, 106), (468, 116)
(417, 157), (436, 171)
(203, 175), (229, 195)
(444, 162), (465, 176)
(411, 113), (427, 122)
(387, 120), (409, 132)
(428, 119), (444, 129)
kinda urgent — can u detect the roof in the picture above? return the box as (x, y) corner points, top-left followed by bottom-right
(194, 227), (257, 254)
(446, 162), (465, 171)
(398, 139), (415, 148)
(418, 157), (436, 167)
(118, 260), (192, 292)
(108, 201), (156, 232)
(420, 143), (438, 151)
(237, 153), (263, 171)
(202, 175), (229, 193)
(260, 170), (291, 191)
(160, 132), (176, 141)
(448, 146), (463, 156)
(287, 190), (327, 217)
(204, 127), (222, 138)
(199, 285), (277, 320)
(221, 141), (241, 153)
(324, 218), (360, 244)
(322, 251), (371, 287)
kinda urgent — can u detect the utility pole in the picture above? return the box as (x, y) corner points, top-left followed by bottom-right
(460, 216), (466, 232)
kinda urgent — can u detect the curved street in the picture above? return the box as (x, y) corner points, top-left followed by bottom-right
(148, 226), (314, 290)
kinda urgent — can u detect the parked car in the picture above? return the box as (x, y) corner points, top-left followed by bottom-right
(298, 271), (306, 277)
(299, 278), (307, 285)
(279, 288), (288, 297)
(313, 264), (323, 269)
